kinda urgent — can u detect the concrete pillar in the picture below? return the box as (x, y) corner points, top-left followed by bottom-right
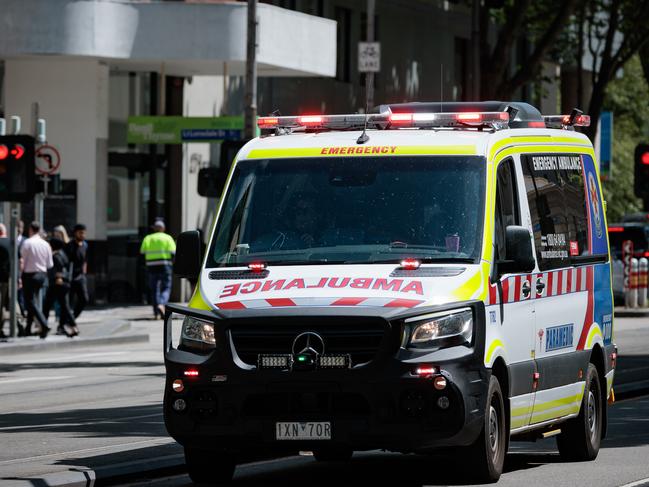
(3, 58), (109, 240)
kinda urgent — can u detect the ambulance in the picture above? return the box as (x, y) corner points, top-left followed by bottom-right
(163, 101), (616, 484)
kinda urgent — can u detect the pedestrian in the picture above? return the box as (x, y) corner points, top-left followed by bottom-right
(43, 238), (78, 337)
(140, 219), (176, 319)
(52, 225), (70, 244)
(20, 221), (53, 338)
(65, 223), (89, 319)
(0, 224), (10, 339)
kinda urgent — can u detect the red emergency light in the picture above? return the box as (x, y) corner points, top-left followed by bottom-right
(544, 113), (591, 128)
(608, 226), (624, 233)
(248, 262), (267, 273)
(641, 151), (649, 165)
(184, 369), (199, 378)
(399, 258), (421, 270)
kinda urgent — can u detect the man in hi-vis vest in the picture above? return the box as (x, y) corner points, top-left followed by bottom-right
(140, 219), (176, 319)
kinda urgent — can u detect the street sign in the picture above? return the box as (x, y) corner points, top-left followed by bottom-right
(35, 144), (61, 175)
(358, 42), (381, 73)
(127, 116), (244, 144)
(599, 111), (613, 179)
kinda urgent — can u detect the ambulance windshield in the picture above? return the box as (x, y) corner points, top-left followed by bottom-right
(207, 156), (486, 267)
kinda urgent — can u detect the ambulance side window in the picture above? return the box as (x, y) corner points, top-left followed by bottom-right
(521, 154), (591, 271)
(494, 158), (519, 261)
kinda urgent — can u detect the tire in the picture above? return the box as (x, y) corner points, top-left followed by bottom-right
(466, 374), (507, 483)
(556, 363), (602, 461)
(184, 447), (236, 485)
(313, 447), (354, 462)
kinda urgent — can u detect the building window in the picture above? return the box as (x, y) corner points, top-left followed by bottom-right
(335, 6), (351, 83)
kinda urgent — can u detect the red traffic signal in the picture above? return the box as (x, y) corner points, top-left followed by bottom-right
(642, 151), (649, 165)
(0, 135), (36, 202)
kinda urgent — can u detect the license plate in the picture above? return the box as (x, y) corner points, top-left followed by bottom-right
(275, 422), (331, 440)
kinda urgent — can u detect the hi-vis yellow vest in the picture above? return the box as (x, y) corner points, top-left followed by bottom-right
(140, 232), (176, 266)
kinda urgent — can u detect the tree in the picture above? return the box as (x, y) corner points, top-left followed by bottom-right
(599, 56), (647, 220)
(576, 0), (649, 140)
(477, 0), (581, 99)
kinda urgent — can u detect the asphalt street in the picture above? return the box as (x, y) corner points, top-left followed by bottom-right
(0, 312), (647, 486)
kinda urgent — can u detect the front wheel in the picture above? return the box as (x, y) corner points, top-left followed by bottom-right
(185, 447), (235, 485)
(466, 374), (507, 483)
(556, 363), (602, 461)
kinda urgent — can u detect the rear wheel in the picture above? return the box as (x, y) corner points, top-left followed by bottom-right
(556, 363), (602, 461)
(184, 447), (235, 485)
(466, 375), (506, 483)
(313, 447), (354, 462)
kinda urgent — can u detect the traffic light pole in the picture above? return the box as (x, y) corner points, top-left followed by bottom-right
(8, 203), (19, 338)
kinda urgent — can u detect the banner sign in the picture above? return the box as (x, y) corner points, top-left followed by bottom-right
(127, 116), (244, 144)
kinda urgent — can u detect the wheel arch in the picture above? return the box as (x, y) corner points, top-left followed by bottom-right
(590, 343), (608, 439)
(491, 357), (511, 433)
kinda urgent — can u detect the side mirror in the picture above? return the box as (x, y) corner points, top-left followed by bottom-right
(197, 167), (228, 197)
(498, 225), (535, 275)
(174, 230), (202, 280)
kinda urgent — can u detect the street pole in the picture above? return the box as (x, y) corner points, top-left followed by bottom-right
(471, 0), (481, 101)
(32, 103), (44, 230)
(8, 204), (19, 338)
(244, 0), (258, 140)
(366, 0), (375, 110)
(7, 116), (21, 338)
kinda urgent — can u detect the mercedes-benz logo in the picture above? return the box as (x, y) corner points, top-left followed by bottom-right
(291, 331), (325, 356)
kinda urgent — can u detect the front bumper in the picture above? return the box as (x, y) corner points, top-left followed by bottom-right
(163, 302), (488, 454)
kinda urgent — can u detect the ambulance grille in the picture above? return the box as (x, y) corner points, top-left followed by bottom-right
(230, 322), (387, 367)
(389, 267), (465, 278)
(209, 270), (270, 280)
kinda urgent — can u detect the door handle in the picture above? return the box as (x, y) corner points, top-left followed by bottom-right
(536, 279), (546, 295)
(521, 280), (531, 298)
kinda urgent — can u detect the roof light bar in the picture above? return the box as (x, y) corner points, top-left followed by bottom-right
(543, 111), (591, 129)
(257, 110), (510, 132)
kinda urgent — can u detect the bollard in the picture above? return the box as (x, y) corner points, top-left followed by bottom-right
(639, 257), (648, 308)
(627, 258), (639, 309)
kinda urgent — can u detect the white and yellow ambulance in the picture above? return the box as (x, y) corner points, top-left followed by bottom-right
(163, 101), (616, 484)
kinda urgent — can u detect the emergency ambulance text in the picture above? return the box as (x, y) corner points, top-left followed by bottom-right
(531, 155), (581, 172)
(320, 146), (398, 155)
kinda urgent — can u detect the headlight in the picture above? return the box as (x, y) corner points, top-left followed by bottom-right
(179, 316), (217, 353)
(405, 308), (473, 349)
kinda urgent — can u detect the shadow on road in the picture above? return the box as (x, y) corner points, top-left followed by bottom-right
(0, 403), (167, 438)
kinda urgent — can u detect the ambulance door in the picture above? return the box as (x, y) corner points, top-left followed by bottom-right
(521, 153), (589, 426)
(493, 157), (536, 430)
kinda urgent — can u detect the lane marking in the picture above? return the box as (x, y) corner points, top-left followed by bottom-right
(0, 438), (175, 465)
(618, 478), (649, 487)
(0, 375), (74, 385)
(0, 351), (131, 365)
(0, 412), (163, 431)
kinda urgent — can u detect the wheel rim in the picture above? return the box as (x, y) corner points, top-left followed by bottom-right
(489, 405), (499, 455)
(587, 388), (598, 441)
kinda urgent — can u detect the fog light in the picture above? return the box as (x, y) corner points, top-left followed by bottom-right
(317, 354), (351, 369)
(172, 379), (184, 393)
(172, 398), (187, 412)
(258, 354), (292, 369)
(437, 396), (450, 409)
(433, 376), (447, 390)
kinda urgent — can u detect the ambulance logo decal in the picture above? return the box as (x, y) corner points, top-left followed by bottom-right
(587, 171), (603, 239)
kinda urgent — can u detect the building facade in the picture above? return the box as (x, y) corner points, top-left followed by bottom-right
(0, 0), (555, 303)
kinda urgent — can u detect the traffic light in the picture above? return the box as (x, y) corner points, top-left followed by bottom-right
(0, 135), (36, 202)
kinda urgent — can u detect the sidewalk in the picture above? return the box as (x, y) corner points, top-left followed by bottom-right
(0, 305), (154, 354)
